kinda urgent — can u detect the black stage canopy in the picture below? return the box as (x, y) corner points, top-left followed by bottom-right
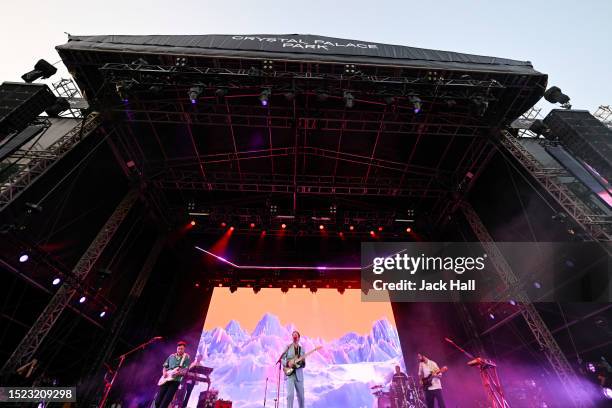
(58, 34), (540, 75)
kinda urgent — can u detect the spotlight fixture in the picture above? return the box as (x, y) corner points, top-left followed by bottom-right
(426, 71), (443, 82)
(310, 287), (318, 293)
(470, 95), (489, 116)
(52, 278), (61, 286)
(544, 86), (571, 109)
(79, 296), (86, 304)
(116, 80), (136, 102)
(250, 223), (256, 228)
(409, 95), (422, 114)
(221, 222), (227, 228)
(175, 57), (187, 67)
(344, 64), (357, 75)
(319, 225), (325, 230)
(190, 220), (196, 226)
(369, 230), (375, 236)
(281, 286), (289, 293)
(253, 285), (261, 294)
(100, 311), (107, 318)
(188, 86), (203, 104)
(343, 91), (355, 108)
(21, 59), (58, 83)
(230, 285), (238, 293)
(19, 254), (29, 263)
(337, 287), (345, 295)
(259, 89), (271, 106)
(489, 313), (495, 320)
(349, 225), (355, 231)
(603, 387), (612, 399)
(281, 223), (287, 229)
(262, 60), (274, 71)
(533, 281), (542, 289)
(406, 227), (412, 233)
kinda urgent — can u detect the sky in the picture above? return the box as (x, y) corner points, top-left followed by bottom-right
(203, 288), (395, 341)
(1, 0), (611, 117)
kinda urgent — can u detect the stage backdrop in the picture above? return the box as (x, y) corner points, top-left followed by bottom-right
(190, 288), (406, 408)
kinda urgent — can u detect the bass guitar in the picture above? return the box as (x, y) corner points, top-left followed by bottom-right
(421, 366), (448, 389)
(283, 346), (322, 376)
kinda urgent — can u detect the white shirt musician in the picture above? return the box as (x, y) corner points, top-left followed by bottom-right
(417, 353), (446, 408)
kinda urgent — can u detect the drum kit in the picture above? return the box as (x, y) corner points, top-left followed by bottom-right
(370, 377), (425, 408)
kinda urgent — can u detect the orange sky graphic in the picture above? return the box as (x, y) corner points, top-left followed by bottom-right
(203, 288), (396, 341)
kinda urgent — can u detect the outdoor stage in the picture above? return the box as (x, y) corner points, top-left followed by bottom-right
(0, 34), (611, 408)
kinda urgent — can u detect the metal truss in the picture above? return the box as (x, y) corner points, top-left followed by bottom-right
(52, 78), (84, 118)
(499, 131), (612, 241)
(0, 113), (101, 212)
(0, 190), (138, 378)
(460, 202), (592, 408)
(593, 105), (612, 129)
(100, 62), (507, 93)
(83, 234), (165, 406)
(153, 170), (446, 198)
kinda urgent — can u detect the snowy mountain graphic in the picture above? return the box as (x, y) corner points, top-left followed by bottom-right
(190, 314), (405, 408)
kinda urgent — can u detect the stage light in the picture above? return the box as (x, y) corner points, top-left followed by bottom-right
(310, 287), (318, 293)
(281, 286), (289, 293)
(194, 282), (200, 288)
(587, 362), (596, 373)
(533, 281), (542, 289)
(21, 59), (57, 83)
(325, 284), (330, 288)
(116, 80), (135, 102)
(268, 284), (273, 288)
(19, 254), (29, 263)
(250, 223), (256, 228)
(100, 311), (107, 318)
(347, 285), (352, 289)
(349, 225), (355, 231)
(378, 226), (383, 232)
(343, 91), (354, 108)
(79, 296), (86, 304)
(471, 96), (489, 116)
(221, 222), (227, 228)
(259, 89), (271, 106)
(302, 284), (306, 288)
(339, 232), (344, 238)
(337, 287), (345, 294)
(344, 64), (356, 74)
(292, 284), (297, 288)
(229, 226), (235, 231)
(319, 224), (325, 230)
(489, 313), (495, 320)
(230, 286), (237, 293)
(281, 223), (287, 229)
(509, 299), (516, 306)
(406, 227), (412, 233)
(188, 86), (203, 104)
(603, 387), (612, 399)
(218, 283), (223, 287)
(253, 286), (261, 294)
(369, 230), (375, 237)
(190, 220), (196, 226)
(544, 86), (571, 108)
(52, 278), (61, 286)
(409, 95), (422, 114)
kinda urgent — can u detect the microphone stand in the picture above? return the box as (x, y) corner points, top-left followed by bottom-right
(274, 345), (290, 408)
(263, 377), (269, 407)
(98, 336), (162, 408)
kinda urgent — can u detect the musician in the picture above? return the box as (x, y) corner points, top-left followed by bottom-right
(155, 341), (191, 408)
(417, 354), (446, 408)
(390, 365), (409, 407)
(282, 330), (306, 408)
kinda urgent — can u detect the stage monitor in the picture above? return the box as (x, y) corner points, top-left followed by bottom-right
(192, 288), (406, 408)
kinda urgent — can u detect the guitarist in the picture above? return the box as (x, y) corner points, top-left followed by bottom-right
(417, 353), (446, 408)
(154, 341), (191, 408)
(282, 331), (306, 408)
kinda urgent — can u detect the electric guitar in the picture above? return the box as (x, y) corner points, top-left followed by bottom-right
(283, 346), (322, 376)
(421, 366), (448, 389)
(157, 354), (198, 386)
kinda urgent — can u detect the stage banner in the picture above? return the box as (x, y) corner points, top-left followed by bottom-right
(361, 242), (611, 302)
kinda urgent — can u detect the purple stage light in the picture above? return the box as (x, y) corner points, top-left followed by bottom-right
(19, 254), (29, 263)
(195, 246), (359, 271)
(190, 99), (197, 105)
(489, 313), (495, 320)
(261, 99), (268, 106)
(587, 362), (596, 373)
(603, 387), (612, 399)
(79, 296), (86, 303)
(509, 299), (516, 306)
(533, 281), (542, 289)
(52, 278), (61, 286)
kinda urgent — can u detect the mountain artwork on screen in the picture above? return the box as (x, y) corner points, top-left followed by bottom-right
(189, 313), (405, 408)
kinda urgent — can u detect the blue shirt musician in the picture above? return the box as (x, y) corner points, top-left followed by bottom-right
(282, 331), (306, 408)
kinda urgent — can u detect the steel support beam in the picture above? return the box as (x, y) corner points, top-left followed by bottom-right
(460, 202), (592, 408)
(0, 190), (139, 378)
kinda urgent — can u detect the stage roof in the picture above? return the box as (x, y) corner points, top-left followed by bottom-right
(58, 34), (541, 75)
